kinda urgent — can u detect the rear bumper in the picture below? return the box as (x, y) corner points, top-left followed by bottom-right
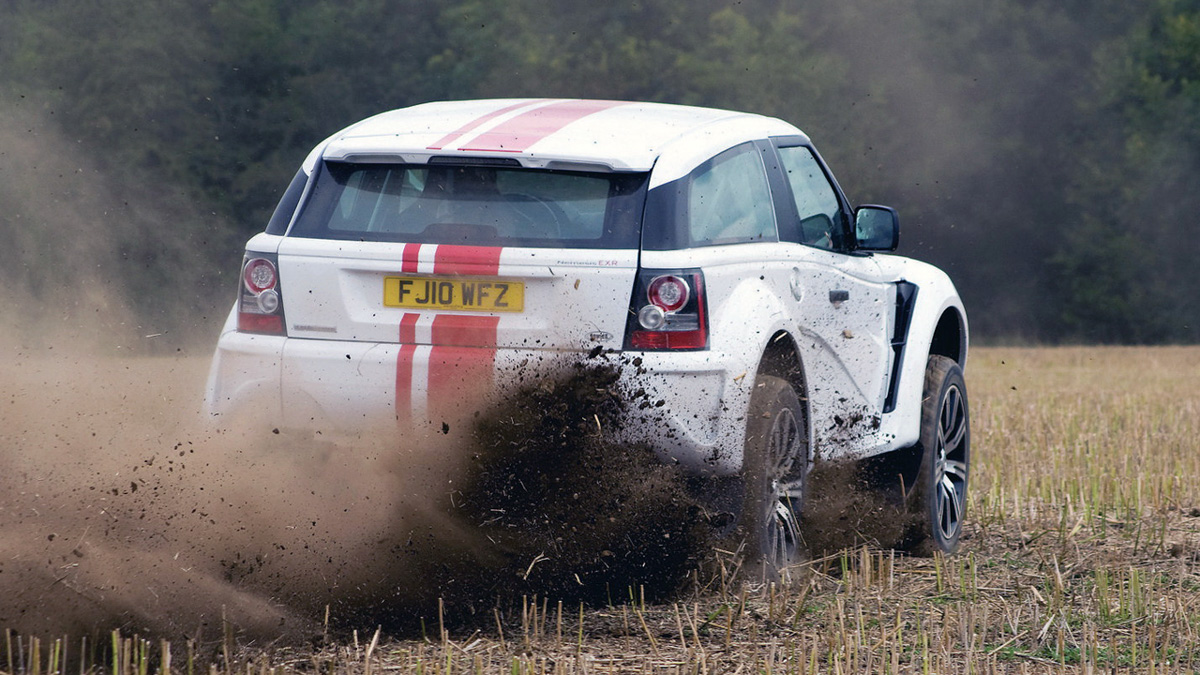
(205, 330), (408, 433)
(205, 331), (754, 476)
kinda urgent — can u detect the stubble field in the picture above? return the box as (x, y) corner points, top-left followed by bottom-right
(3, 345), (1200, 673)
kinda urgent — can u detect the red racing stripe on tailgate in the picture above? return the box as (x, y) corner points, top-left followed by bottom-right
(432, 244), (504, 276)
(430, 315), (502, 347)
(396, 246), (505, 425)
(427, 245), (503, 422)
(395, 313), (420, 424)
(398, 312), (419, 344)
(461, 100), (626, 153)
(401, 243), (422, 273)
(427, 316), (501, 425)
(427, 100), (544, 151)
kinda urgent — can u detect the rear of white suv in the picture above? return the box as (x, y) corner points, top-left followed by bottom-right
(206, 99), (970, 575)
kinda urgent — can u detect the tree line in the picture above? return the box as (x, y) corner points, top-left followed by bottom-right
(1, 0), (1197, 344)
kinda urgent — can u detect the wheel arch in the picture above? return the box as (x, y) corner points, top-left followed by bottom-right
(929, 306), (968, 367)
(754, 330), (812, 459)
(757, 331), (807, 395)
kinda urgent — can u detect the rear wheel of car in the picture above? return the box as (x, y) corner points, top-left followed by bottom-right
(740, 375), (808, 582)
(906, 355), (970, 555)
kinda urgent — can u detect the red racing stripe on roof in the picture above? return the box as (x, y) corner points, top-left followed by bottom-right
(427, 100), (545, 151)
(460, 100), (627, 153)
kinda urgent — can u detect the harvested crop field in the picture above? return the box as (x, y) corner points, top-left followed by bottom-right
(3, 345), (1200, 673)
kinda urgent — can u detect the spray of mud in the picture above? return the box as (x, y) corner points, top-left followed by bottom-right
(0, 342), (713, 649)
(450, 360), (711, 607)
(800, 451), (923, 559)
(0, 310), (917, 651)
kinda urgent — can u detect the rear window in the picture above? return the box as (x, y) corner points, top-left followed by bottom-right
(288, 161), (648, 249)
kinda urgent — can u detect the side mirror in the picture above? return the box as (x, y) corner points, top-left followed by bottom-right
(855, 205), (899, 251)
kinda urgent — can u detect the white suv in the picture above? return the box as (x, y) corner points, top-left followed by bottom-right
(206, 99), (969, 573)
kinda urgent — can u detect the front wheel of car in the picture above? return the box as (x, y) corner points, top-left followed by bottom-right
(740, 375), (809, 582)
(906, 355), (970, 556)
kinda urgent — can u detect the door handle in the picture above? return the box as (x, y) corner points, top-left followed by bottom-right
(829, 289), (850, 304)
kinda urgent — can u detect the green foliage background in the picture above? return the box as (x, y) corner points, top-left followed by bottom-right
(1, 0), (1197, 344)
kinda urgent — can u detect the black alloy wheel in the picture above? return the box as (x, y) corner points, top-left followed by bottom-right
(741, 375), (809, 580)
(909, 355), (970, 555)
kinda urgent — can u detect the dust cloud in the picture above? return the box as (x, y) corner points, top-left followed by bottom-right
(0, 346), (480, 642)
(0, 99), (235, 354)
(0, 338), (711, 648)
(0, 104), (493, 644)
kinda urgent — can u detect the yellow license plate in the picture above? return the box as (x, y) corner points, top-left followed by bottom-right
(383, 276), (524, 312)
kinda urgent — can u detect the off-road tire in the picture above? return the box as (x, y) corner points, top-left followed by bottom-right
(740, 375), (809, 582)
(906, 355), (970, 556)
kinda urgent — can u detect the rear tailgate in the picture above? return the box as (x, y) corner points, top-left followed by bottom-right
(275, 238), (637, 427)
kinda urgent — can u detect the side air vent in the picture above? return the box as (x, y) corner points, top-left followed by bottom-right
(883, 281), (918, 413)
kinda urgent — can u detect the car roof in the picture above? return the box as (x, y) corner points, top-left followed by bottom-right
(313, 99), (807, 182)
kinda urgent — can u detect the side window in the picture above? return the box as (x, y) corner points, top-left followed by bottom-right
(687, 143), (776, 246)
(264, 170), (309, 235)
(777, 146), (846, 250)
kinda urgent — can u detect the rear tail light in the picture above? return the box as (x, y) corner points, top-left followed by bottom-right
(624, 269), (708, 350)
(647, 275), (689, 312)
(237, 254), (287, 335)
(243, 258), (277, 293)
